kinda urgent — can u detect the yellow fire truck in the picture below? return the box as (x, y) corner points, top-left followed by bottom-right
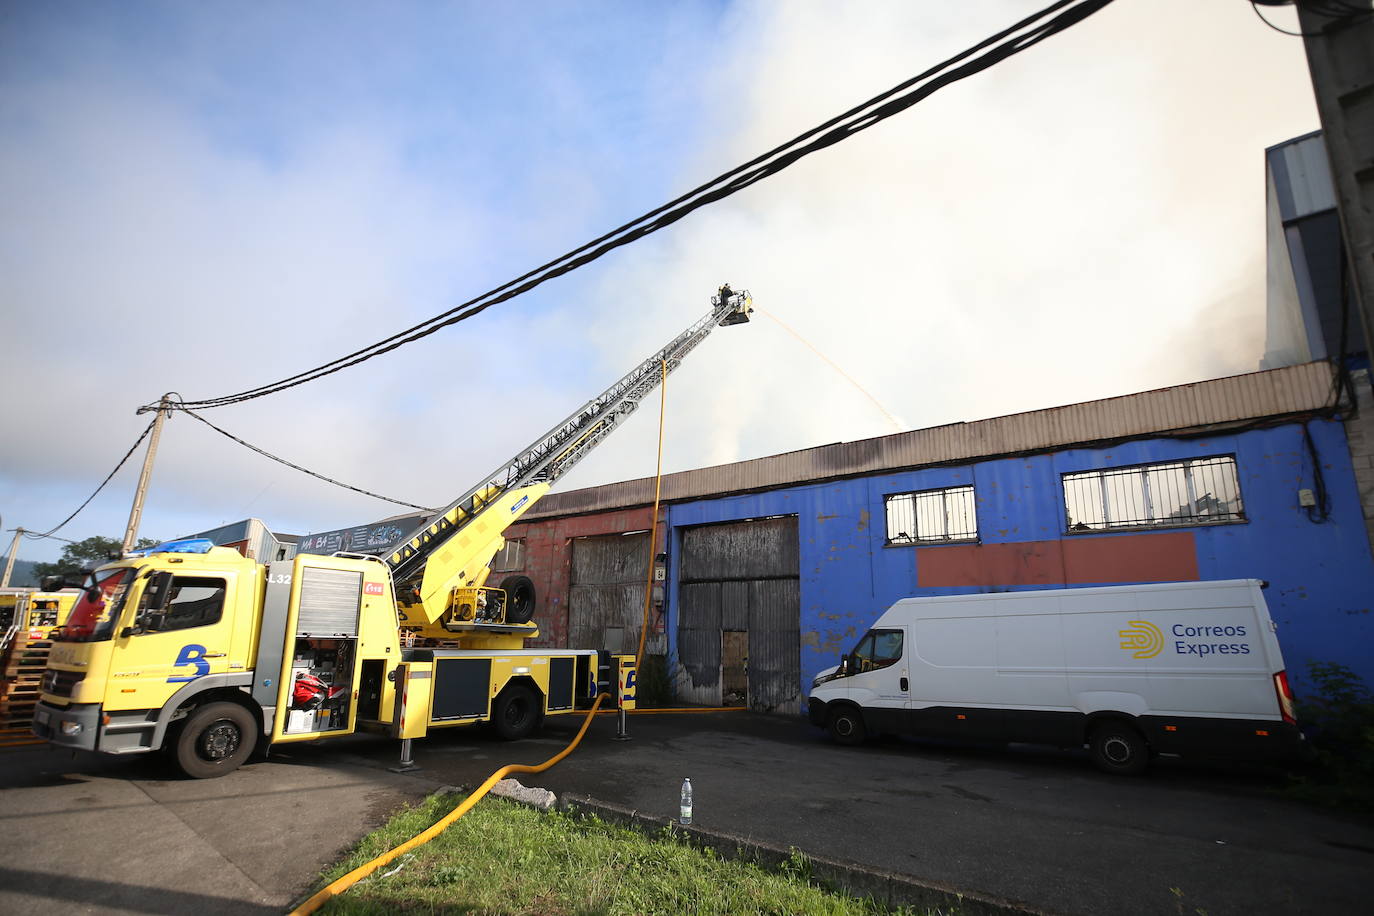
(3, 589), (79, 735)
(3, 589), (78, 642)
(32, 288), (751, 777)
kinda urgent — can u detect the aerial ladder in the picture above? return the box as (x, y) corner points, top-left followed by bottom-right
(31, 287), (751, 777)
(387, 285), (752, 638)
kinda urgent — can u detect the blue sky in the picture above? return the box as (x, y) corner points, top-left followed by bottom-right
(1, 1), (1318, 565)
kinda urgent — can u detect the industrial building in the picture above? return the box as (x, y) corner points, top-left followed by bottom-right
(492, 359), (1372, 713)
(200, 131), (1371, 715)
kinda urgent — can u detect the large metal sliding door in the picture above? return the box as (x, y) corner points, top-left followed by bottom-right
(568, 533), (650, 654)
(678, 517), (800, 713)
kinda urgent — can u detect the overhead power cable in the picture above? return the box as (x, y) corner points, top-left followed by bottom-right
(28, 419), (157, 539)
(169, 0), (1117, 412)
(180, 407), (438, 512)
(1250, 0), (1372, 36)
(5, 530), (78, 545)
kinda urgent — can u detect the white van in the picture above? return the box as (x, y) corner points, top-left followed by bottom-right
(807, 580), (1301, 774)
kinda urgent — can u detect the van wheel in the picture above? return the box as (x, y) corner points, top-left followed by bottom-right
(174, 702), (257, 779)
(492, 684), (543, 740)
(1088, 721), (1149, 776)
(828, 707), (867, 746)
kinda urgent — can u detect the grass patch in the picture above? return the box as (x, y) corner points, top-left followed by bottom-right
(1284, 662), (1374, 816)
(313, 792), (938, 915)
(635, 654), (674, 708)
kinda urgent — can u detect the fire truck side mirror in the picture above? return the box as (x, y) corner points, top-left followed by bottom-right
(145, 572), (175, 612)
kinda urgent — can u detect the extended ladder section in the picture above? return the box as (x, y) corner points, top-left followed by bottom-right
(386, 288), (752, 592)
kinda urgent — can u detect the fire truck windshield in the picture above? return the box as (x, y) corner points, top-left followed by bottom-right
(59, 568), (132, 642)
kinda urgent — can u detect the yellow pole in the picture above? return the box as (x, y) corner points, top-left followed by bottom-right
(635, 359), (668, 670)
(122, 395), (172, 555)
(1, 528), (24, 589)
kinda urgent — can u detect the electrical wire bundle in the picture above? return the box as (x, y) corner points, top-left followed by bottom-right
(167, 0), (1118, 412)
(1250, 0), (1372, 36)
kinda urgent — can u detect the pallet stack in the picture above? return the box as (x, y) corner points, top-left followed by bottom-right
(0, 619), (51, 741)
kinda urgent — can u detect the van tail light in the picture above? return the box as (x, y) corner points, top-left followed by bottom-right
(1274, 670), (1296, 725)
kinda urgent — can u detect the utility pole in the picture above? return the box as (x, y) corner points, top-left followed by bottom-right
(1, 528), (23, 588)
(122, 394), (173, 556)
(1298, 2), (1374, 366)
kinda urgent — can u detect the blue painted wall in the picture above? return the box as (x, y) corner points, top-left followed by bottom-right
(665, 418), (1373, 703)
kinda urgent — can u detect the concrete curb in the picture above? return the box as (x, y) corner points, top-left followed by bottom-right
(557, 792), (1052, 916)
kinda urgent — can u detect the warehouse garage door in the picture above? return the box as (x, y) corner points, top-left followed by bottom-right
(568, 533), (656, 655)
(678, 516), (800, 714)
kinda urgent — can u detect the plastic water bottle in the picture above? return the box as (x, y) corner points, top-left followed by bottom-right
(679, 778), (693, 825)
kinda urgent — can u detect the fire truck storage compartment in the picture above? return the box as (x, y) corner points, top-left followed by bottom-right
(431, 654), (492, 720)
(285, 566), (363, 733)
(358, 659), (386, 721)
(575, 654), (593, 706)
(295, 566), (362, 637)
(549, 656), (574, 711)
(286, 637), (355, 733)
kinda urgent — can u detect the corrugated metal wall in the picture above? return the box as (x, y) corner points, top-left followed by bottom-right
(568, 533), (650, 654)
(677, 517), (800, 713)
(665, 419), (1374, 703)
(496, 507), (657, 649)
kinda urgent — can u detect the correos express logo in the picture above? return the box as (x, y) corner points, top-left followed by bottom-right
(1118, 620), (1164, 659)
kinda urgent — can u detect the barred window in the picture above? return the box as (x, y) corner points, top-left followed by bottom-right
(1063, 456), (1245, 532)
(885, 486), (977, 545)
(491, 538), (525, 572)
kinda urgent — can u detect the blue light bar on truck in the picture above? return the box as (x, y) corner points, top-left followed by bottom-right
(126, 538), (217, 558)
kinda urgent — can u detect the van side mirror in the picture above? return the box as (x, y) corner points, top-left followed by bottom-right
(839, 654), (849, 676)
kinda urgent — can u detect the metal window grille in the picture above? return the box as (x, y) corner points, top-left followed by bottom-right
(491, 538), (525, 572)
(1062, 456), (1244, 532)
(886, 486), (977, 545)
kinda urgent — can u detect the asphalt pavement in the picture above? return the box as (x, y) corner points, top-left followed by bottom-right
(1, 711), (1371, 915)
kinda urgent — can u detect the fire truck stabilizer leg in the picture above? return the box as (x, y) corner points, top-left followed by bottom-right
(390, 737), (419, 773)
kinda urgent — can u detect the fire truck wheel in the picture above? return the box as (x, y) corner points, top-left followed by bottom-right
(492, 684), (543, 740)
(174, 702), (257, 778)
(500, 576), (536, 624)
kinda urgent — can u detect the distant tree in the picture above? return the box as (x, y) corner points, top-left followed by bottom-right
(32, 535), (159, 585)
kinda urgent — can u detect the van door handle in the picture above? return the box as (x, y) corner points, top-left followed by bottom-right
(203, 652), (226, 658)
(900, 677), (908, 691)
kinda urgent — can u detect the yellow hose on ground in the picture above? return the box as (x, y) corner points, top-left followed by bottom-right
(289, 692), (611, 916)
(592, 706), (743, 715)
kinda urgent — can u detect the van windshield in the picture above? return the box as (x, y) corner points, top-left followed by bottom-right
(58, 568), (132, 642)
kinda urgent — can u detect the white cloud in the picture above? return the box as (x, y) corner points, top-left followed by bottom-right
(0, 1), (1318, 562)
(563, 0), (1319, 488)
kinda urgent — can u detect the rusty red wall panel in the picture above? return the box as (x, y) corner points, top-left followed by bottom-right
(1061, 532), (1198, 584)
(916, 532), (1197, 588)
(915, 541), (1066, 588)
